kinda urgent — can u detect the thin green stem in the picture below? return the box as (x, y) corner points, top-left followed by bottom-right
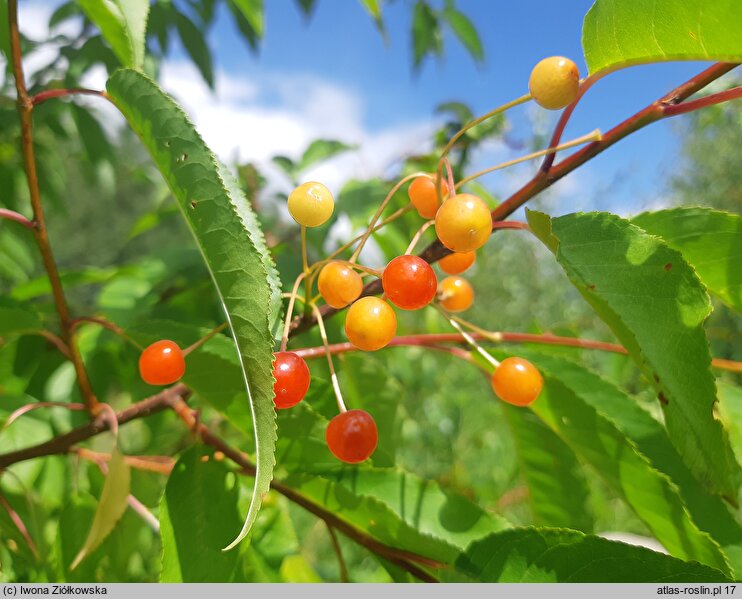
(433, 305), (500, 369)
(313, 304), (347, 413)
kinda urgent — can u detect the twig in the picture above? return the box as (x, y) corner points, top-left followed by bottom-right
(0, 491), (39, 559)
(31, 88), (108, 106)
(289, 63), (740, 337)
(8, 0), (98, 414)
(70, 316), (143, 350)
(166, 395), (442, 580)
(0, 384), (190, 469)
(0, 207), (35, 229)
(326, 523), (349, 583)
(289, 331), (742, 374)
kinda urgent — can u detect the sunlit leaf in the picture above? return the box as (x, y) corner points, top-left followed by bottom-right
(76, 0), (149, 69)
(582, 0), (742, 75)
(527, 210), (741, 500)
(107, 69), (279, 549)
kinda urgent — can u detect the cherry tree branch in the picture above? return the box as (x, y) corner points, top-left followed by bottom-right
(289, 62), (739, 336)
(291, 331), (742, 373)
(7, 0), (98, 414)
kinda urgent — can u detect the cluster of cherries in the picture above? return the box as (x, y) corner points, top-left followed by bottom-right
(137, 56), (582, 465)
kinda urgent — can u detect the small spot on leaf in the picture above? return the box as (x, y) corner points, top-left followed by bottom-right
(664, 263), (672, 271)
(658, 392), (668, 405)
(190, 201), (197, 209)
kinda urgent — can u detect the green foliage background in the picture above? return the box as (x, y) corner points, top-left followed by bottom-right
(0, 0), (741, 584)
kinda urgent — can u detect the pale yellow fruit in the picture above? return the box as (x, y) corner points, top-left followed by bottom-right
(288, 181), (334, 227)
(528, 56), (580, 110)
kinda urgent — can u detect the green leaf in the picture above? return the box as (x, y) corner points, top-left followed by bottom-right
(70, 103), (113, 167)
(442, 6), (483, 62)
(457, 528), (730, 582)
(70, 448), (130, 570)
(106, 69), (279, 549)
(298, 139), (355, 173)
(503, 405), (593, 531)
(359, 0), (383, 32)
(0, 298), (42, 336)
(411, 1), (442, 70)
(524, 351), (742, 575)
(527, 210), (740, 500)
(295, 0), (317, 18)
(582, 0), (742, 75)
(0, 0), (10, 62)
(173, 10), (214, 88)
(519, 356), (730, 573)
(76, 0), (149, 69)
(227, 0), (263, 51)
(632, 208), (742, 312)
(160, 447), (242, 582)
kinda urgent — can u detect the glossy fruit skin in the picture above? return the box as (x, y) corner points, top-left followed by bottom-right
(326, 409), (378, 463)
(434, 193), (491, 253)
(139, 340), (186, 385)
(408, 176), (449, 219)
(318, 261), (363, 309)
(491, 357), (543, 407)
(273, 351), (311, 409)
(382, 255), (438, 310)
(439, 251), (476, 275)
(528, 56), (580, 110)
(345, 296), (397, 351)
(288, 181), (334, 227)
(438, 276), (474, 312)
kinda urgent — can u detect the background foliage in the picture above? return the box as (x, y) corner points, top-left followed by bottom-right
(0, 0), (741, 584)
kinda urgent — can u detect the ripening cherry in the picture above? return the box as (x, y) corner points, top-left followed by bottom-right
(287, 181), (334, 227)
(382, 255), (437, 310)
(434, 193), (491, 253)
(272, 351), (311, 409)
(491, 357), (543, 407)
(318, 261), (363, 309)
(528, 56), (580, 110)
(438, 276), (474, 312)
(326, 409), (378, 463)
(408, 176), (449, 219)
(345, 296), (397, 351)
(439, 251), (476, 275)
(139, 340), (186, 385)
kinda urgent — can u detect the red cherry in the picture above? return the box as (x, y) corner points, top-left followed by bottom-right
(139, 340), (186, 385)
(381, 255), (438, 310)
(273, 351), (311, 409)
(325, 409), (378, 463)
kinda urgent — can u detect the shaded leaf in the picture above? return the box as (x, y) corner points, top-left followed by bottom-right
(527, 210), (740, 500)
(160, 447), (242, 581)
(107, 69), (279, 548)
(227, 0), (263, 51)
(457, 528), (729, 582)
(523, 350), (742, 575)
(173, 10), (213, 88)
(412, 1), (442, 70)
(503, 405), (593, 531)
(633, 208), (742, 312)
(71, 449), (130, 570)
(582, 0), (742, 75)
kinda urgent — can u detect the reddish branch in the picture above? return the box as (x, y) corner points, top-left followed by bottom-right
(0, 207), (35, 229)
(31, 88), (108, 106)
(7, 0), (98, 413)
(292, 332), (742, 373)
(289, 62), (740, 337)
(0, 384), (189, 469)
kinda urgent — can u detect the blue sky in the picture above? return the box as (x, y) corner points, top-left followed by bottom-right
(19, 0), (721, 216)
